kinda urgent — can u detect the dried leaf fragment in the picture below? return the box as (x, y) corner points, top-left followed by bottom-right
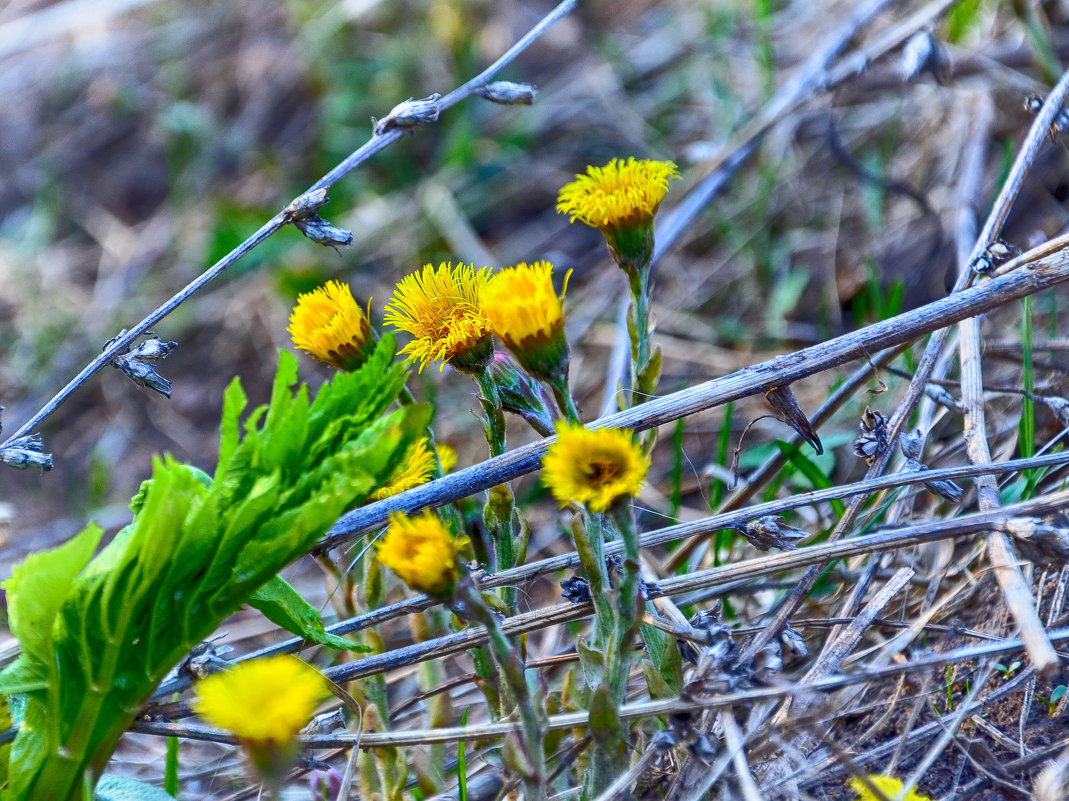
(765, 385), (823, 454)
(853, 406), (889, 465)
(292, 214), (354, 249)
(0, 433), (53, 471)
(734, 514), (808, 551)
(373, 93), (441, 136)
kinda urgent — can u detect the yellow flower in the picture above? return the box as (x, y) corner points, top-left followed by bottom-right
(288, 280), (376, 371)
(556, 158), (679, 233)
(436, 443), (458, 473)
(541, 423), (649, 513)
(849, 775), (931, 801)
(377, 511), (468, 595)
(193, 655), (328, 749)
(383, 262), (493, 373)
(483, 261), (570, 382)
(369, 437), (436, 501)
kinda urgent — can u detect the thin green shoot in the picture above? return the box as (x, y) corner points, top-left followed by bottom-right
(457, 707), (470, 801)
(712, 402), (734, 567)
(669, 416), (684, 521)
(1021, 295), (1037, 496)
(164, 732), (179, 799)
(945, 665), (954, 711)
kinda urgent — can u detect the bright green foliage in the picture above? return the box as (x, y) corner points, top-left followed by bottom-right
(0, 335), (428, 801)
(249, 575), (370, 652)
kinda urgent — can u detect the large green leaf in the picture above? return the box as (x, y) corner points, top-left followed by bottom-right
(0, 339), (420, 801)
(3, 523), (102, 667)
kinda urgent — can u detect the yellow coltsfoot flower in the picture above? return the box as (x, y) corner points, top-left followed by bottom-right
(849, 775), (931, 801)
(556, 157), (679, 269)
(369, 437), (436, 501)
(377, 510), (469, 596)
(288, 280), (376, 371)
(383, 262), (493, 374)
(483, 261), (570, 383)
(541, 422), (650, 513)
(193, 655), (327, 758)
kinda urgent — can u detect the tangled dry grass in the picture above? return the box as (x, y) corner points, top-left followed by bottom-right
(4, 0), (1069, 799)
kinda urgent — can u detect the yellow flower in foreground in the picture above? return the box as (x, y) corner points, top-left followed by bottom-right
(193, 655), (327, 749)
(483, 261), (570, 382)
(383, 262), (493, 373)
(377, 510), (468, 595)
(849, 775), (931, 801)
(556, 157), (680, 233)
(542, 423), (649, 513)
(369, 438), (436, 501)
(288, 280), (375, 371)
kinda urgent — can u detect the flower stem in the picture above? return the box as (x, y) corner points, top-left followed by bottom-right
(456, 578), (547, 801)
(625, 264), (652, 401)
(473, 367), (519, 611)
(548, 373), (581, 423)
(605, 503), (642, 701)
(474, 368), (507, 457)
(580, 503), (642, 799)
(570, 511), (614, 645)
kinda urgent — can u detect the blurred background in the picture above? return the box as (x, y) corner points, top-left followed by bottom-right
(1, 0), (1068, 569)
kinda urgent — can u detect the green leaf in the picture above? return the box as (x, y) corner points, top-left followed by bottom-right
(576, 639), (604, 689)
(776, 441), (843, 516)
(658, 633), (683, 694)
(588, 684), (623, 748)
(945, 0), (981, 42)
(7, 703), (50, 799)
(641, 659), (674, 700)
(3, 523), (102, 666)
(94, 775), (178, 801)
(249, 576), (369, 652)
(215, 377), (248, 480)
(0, 660), (48, 695)
(0, 342), (416, 801)
(640, 621), (666, 666)
(637, 622), (681, 696)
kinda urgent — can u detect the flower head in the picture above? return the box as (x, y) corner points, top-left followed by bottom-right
(849, 775), (931, 801)
(541, 423), (649, 513)
(483, 261), (570, 382)
(369, 437), (436, 501)
(557, 158), (679, 233)
(377, 510), (469, 596)
(383, 262), (493, 373)
(288, 280), (375, 371)
(193, 655), (328, 750)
